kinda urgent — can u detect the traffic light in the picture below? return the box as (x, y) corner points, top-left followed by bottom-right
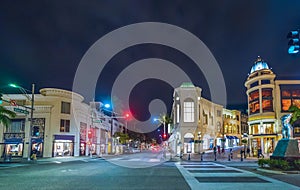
(0, 93), (3, 104)
(88, 130), (92, 139)
(163, 133), (167, 139)
(33, 126), (40, 136)
(287, 30), (300, 54)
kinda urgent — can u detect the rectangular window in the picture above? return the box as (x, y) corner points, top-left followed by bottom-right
(60, 119), (70, 132)
(176, 104), (180, 123)
(184, 102), (194, 122)
(61, 102), (71, 114)
(250, 81), (259, 88)
(217, 110), (221, 117)
(6, 119), (25, 133)
(249, 90), (260, 114)
(261, 80), (270, 85)
(281, 85), (300, 111)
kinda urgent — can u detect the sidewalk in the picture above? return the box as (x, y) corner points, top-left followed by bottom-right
(180, 148), (261, 163)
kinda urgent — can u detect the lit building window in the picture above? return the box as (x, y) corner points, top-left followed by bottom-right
(60, 119), (70, 132)
(262, 88), (273, 112)
(249, 90), (260, 114)
(176, 104), (180, 123)
(184, 101), (194, 122)
(281, 85), (300, 112)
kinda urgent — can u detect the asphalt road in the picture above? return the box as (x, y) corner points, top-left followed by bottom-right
(1, 150), (300, 190)
(0, 151), (190, 190)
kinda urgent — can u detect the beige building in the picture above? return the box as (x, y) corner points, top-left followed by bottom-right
(0, 88), (124, 159)
(220, 109), (242, 148)
(169, 82), (224, 156)
(245, 56), (300, 156)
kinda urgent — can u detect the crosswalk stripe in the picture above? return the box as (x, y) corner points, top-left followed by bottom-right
(175, 162), (299, 190)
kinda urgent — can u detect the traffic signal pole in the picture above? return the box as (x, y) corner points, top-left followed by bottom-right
(27, 84), (35, 161)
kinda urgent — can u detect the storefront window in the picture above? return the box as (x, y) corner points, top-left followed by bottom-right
(54, 140), (74, 157)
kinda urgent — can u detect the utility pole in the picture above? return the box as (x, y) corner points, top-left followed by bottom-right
(27, 84), (34, 161)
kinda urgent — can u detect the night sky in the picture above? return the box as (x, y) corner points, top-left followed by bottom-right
(1, 1), (300, 118)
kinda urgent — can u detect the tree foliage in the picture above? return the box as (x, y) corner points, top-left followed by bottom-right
(0, 106), (16, 127)
(288, 105), (300, 125)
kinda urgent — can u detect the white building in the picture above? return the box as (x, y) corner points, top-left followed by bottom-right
(168, 83), (223, 156)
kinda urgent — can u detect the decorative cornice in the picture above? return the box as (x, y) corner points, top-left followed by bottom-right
(39, 88), (84, 102)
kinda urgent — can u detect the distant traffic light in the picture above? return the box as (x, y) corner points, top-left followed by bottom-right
(88, 130), (93, 139)
(287, 30), (300, 54)
(0, 93), (3, 104)
(33, 126), (40, 136)
(163, 133), (167, 139)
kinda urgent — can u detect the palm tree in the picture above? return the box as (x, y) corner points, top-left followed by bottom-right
(0, 106), (16, 128)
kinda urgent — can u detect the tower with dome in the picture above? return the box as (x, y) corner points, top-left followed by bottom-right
(245, 56), (300, 157)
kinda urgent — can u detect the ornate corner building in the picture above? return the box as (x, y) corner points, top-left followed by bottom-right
(168, 82), (241, 156)
(245, 56), (300, 156)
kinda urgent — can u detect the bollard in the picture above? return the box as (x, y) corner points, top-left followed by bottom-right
(200, 153), (203, 162)
(214, 153), (217, 161)
(228, 154), (231, 161)
(188, 153), (191, 160)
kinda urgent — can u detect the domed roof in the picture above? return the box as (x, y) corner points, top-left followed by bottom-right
(250, 56), (270, 74)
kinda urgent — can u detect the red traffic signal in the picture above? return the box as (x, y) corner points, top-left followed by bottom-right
(88, 130), (92, 139)
(163, 133), (167, 139)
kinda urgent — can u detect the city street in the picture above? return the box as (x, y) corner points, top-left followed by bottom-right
(1, 151), (300, 190)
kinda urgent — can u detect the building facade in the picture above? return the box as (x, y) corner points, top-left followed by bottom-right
(245, 56), (300, 156)
(0, 88), (125, 159)
(168, 83), (224, 156)
(220, 109), (241, 148)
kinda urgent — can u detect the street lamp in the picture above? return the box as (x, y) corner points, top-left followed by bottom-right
(9, 83), (35, 161)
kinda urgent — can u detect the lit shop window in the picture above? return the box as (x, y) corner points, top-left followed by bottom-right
(184, 101), (194, 122)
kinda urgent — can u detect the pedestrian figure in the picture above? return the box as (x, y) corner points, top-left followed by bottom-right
(213, 146), (217, 161)
(247, 147), (250, 157)
(230, 148), (233, 159)
(257, 148), (264, 158)
(31, 148), (37, 162)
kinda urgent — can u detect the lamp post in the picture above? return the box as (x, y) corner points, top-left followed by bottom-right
(9, 83), (35, 161)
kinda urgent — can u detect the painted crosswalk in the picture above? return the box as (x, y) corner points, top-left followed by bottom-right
(175, 162), (299, 190)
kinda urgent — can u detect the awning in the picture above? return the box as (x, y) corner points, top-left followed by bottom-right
(226, 136), (233, 139)
(4, 138), (23, 144)
(54, 135), (74, 141)
(32, 138), (44, 143)
(226, 136), (239, 140)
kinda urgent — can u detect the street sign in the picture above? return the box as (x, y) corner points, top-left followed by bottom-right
(14, 107), (29, 114)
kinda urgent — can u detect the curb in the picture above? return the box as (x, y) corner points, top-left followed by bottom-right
(256, 168), (285, 174)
